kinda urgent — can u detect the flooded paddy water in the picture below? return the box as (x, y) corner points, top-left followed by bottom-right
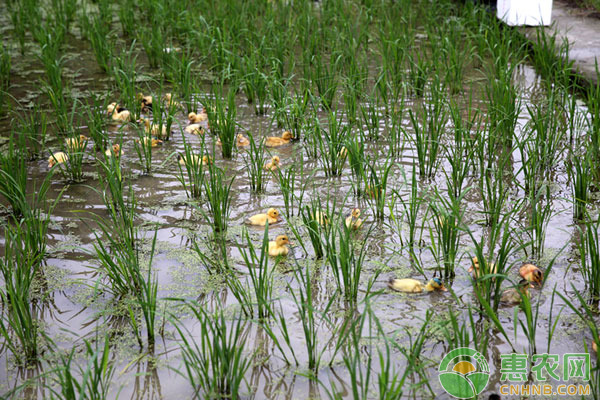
(0, 0), (598, 399)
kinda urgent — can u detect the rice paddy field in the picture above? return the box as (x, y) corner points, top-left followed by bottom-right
(0, 0), (599, 398)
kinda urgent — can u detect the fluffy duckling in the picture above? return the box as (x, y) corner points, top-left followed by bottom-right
(246, 208), (282, 226)
(268, 235), (291, 257)
(48, 152), (68, 168)
(107, 103), (131, 122)
(264, 156), (280, 171)
(177, 154), (210, 167)
(163, 93), (181, 109)
(500, 279), (533, 305)
(136, 137), (163, 148)
(138, 118), (169, 140)
(519, 263), (543, 285)
(188, 110), (208, 123)
(65, 135), (89, 152)
(311, 210), (329, 227)
(469, 257), (497, 279)
(237, 134), (250, 147)
(387, 277), (447, 293)
(264, 131), (294, 147)
(184, 123), (205, 135)
(137, 93), (153, 111)
(105, 144), (123, 158)
(345, 208), (363, 230)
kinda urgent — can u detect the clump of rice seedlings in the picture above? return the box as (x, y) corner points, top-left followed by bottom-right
(558, 289), (599, 363)
(177, 133), (207, 199)
(111, 43), (141, 120)
(88, 16), (114, 73)
(388, 102), (406, 158)
(276, 159), (311, 219)
(446, 100), (477, 199)
(50, 336), (116, 399)
(406, 51), (429, 97)
(526, 185), (552, 258)
(50, 0), (77, 33)
(517, 286), (562, 356)
(281, 89), (310, 141)
(392, 165), (426, 253)
(118, 0), (136, 37)
(0, 226), (48, 366)
(429, 188), (468, 278)
(345, 133), (367, 196)
(318, 111), (349, 177)
(578, 217), (600, 300)
(442, 305), (489, 354)
(440, 21), (473, 94)
(308, 52), (340, 111)
(360, 96), (382, 142)
(174, 305), (251, 399)
(15, 102), (48, 160)
(133, 126), (155, 175)
(176, 59), (200, 114)
(202, 163), (234, 236)
(300, 198), (332, 259)
(139, 26), (164, 69)
(525, 90), (566, 170)
(85, 94), (110, 152)
(242, 53), (270, 115)
(147, 83), (177, 141)
(57, 126), (88, 183)
(569, 153), (591, 221)
(269, 72), (290, 127)
(8, 6), (27, 54)
(485, 52), (521, 144)
(0, 43), (9, 114)
(478, 150), (511, 228)
(0, 134), (28, 216)
(205, 87), (238, 158)
(530, 26), (576, 89)
(408, 81), (447, 179)
(244, 133), (268, 193)
(365, 157), (393, 221)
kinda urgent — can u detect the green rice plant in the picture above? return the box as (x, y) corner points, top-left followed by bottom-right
(88, 17), (114, 73)
(530, 26), (576, 89)
(323, 221), (370, 306)
(569, 153), (591, 221)
(365, 157), (393, 221)
(118, 0), (136, 37)
(9, 6), (26, 54)
(406, 51), (429, 97)
(147, 83), (177, 141)
(111, 42), (141, 120)
(429, 188), (468, 278)
(0, 225), (47, 366)
(133, 125), (154, 175)
(345, 133), (367, 196)
(485, 55), (521, 144)
(0, 133), (28, 217)
(15, 102), (48, 160)
(50, 0), (77, 33)
(525, 90), (566, 170)
(176, 59), (200, 115)
(309, 52), (340, 110)
(281, 88), (310, 141)
(389, 101), (406, 158)
(176, 132), (207, 199)
(446, 99), (477, 199)
(242, 53), (270, 115)
(479, 151), (511, 228)
(41, 81), (71, 135)
(49, 336), (115, 400)
(526, 185), (552, 258)
(360, 96), (381, 142)
(317, 110), (349, 177)
(442, 305), (489, 354)
(85, 93), (110, 152)
(393, 165), (425, 252)
(343, 80), (360, 125)
(243, 132), (268, 193)
(440, 20), (473, 94)
(174, 305), (251, 399)
(139, 26), (164, 69)
(202, 163), (234, 236)
(0, 42), (9, 94)
(578, 217), (600, 300)
(300, 198), (332, 259)
(276, 159), (311, 218)
(269, 72), (290, 127)
(133, 231), (159, 350)
(516, 286), (562, 357)
(56, 127), (88, 183)
(205, 86), (238, 158)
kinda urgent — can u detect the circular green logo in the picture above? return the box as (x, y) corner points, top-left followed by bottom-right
(438, 347), (490, 399)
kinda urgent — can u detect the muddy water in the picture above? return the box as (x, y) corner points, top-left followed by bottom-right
(0, 10), (596, 400)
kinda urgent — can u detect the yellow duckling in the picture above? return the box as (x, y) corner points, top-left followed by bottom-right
(246, 208), (282, 226)
(48, 152), (68, 168)
(345, 208), (363, 230)
(264, 156), (280, 171)
(387, 277), (448, 293)
(264, 131), (294, 147)
(184, 123), (205, 135)
(268, 235), (291, 257)
(468, 257), (497, 279)
(500, 279), (533, 305)
(311, 210), (329, 227)
(107, 103), (131, 122)
(65, 135), (89, 152)
(177, 154), (211, 167)
(163, 93), (181, 109)
(136, 137), (163, 148)
(519, 263), (543, 285)
(105, 144), (123, 158)
(188, 110), (208, 123)
(237, 134), (250, 147)
(138, 118), (169, 140)
(137, 93), (153, 111)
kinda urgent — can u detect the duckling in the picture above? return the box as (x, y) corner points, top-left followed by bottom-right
(137, 93), (153, 111)
(136, 137), (163, 148)
(138, 118), (169, 140)
(468, 256), (497, 279)
(264, 131), (294, 147)
(345, 208), (363, 230)
(387, 277), (448, 293)
(105, 144), (123, 158)
(163, 93), (181, 109)
(188, 110), (208, 123)
(48, 152), (68, 168)
(311, 210), (329, 227)
(519, 263), (543, 285)
(65, 135), (89, 152)
(177, 154), (211, 167)
(264, 156), (280, 171)
(184, 123), (205, 135)
(246, 208), (282, 226)
(268, 235), (291, 257)
(338, 146), (348, 159)
(107, 103), (131, 122)
(237, 134), (250, 147)
(500, 279), (533, 305)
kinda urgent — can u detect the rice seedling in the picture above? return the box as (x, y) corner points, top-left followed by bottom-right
(118, 0), (136, 37)
(85, 94), (110, 153)
(530, 26), (576, 89)
(442, 305), (489, 354)
(276, 159), (311, 219)
(360, 96), (382, 142)
(202, 163), (234, 236)
(50, 0), (77, 33)
(14, 102), (48, 160)
(300, 198), (333, 259)
(8, 6), (26, 54)
(365, 157), (393, 221)
(479, 150), (512, 228)
(176, 59), (200, 115)
(525, 185), (552, 258)
(242, 53), (270, 115)
(139, 26), (165, 69)
(308, 52), (340, 110)
(133, 127), (154, 175)
(406, 51), (429, 97)
(176, 133), (207, 200)
(49, 336), (116, 400)
(569, 153), (591, 221)
(281, 88), (310, 141)
(174, 305), (251, 399)
(392, 165), (425, 252)
(0, 134), (28, 217)
(317, 110), (349, 177)
(205, 86), (238, 158)
(269, 72), (291, 127)
(0, 42), (10, 114)
(111, 42), (141, 120)
(485, 52), (521, 144)
(243, 133), (268, 193)
(578, 217), (600, 300)
(88, 16), (114, 73)
(440, 20), (473, 94)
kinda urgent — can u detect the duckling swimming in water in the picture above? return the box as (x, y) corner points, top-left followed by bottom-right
(500, 279), (533, 305)
(107, 103), (131, 122)
(163, 93), (181, 109)
(184, 123), (205, 135)
(345, 208), (363, 230)
(65, 135), (89, 152)
(105, 144), (123, 158)
(387, 277), (448, 293)
(137, 93), (153, 111)
(188, 110), (208, 123)
(177, 154), (211, 167)
(264, 131), (293, 147)
(215, 134), (250, 147)
(48, 152), (68, 168)
(138, 118), (169, 140)
(469, 257), (497, 279)
(246, 208), (282, 226)
(268, 235), (291, 257)
(519, 263), (543, 285)
(264, 156), (280, 171)
(136, 137), (163, 148)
